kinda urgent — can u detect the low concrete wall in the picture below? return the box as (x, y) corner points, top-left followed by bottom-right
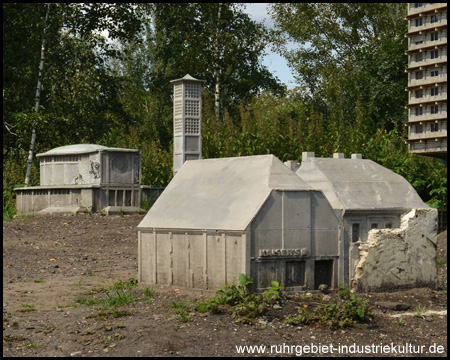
(352, 208), (438, 292)
(15, 185), (153, 216)
(138, 230), (249, 290)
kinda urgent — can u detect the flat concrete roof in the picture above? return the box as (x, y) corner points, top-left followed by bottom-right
(296, 156), (429, 211)
(138, 155), (312, 231)
(37, 144), (139, 157)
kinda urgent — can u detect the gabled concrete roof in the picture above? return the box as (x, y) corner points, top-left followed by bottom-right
(37, 144), (139, 157)
(138, 155), (312, 231)
(296, 156), (429, 211)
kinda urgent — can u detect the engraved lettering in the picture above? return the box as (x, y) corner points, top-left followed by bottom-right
(258, 248), (308, 258)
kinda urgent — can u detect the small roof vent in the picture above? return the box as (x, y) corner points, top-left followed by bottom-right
(302, 151), (315, 160)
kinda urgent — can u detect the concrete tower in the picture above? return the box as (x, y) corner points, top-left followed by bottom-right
(170, 74), (205, 175)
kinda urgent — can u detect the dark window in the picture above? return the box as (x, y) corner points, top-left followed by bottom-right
(415, 107), (423, 116)
(415, 71), (423, 80)
(431, 70), (439, 77)
(431, 50), (439, 59)
(431, 87), (439, 96)
(430, 14), (438, 23)
(415, 18), (423, 27)
(431, 32), (439, 41)
(371, 223), (378, 229)
(431, 105), (439, 114)
(285, 261), (305, 287)
(352, 223), (360, 243)
(314, 260), (333, 290)
(431, 123), (439, 132)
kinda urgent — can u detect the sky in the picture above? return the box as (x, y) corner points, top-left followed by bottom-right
(243, 3), (297, 89)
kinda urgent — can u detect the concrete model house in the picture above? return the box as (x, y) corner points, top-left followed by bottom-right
(137, 155), (343, 292)
(296, 152), (438, 291)
(15, 144), (143, 215)
(405, 3), (447, 161)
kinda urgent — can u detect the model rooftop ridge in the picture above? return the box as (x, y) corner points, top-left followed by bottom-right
(37, 144), (139, 157)
(302, 152), (363, 159)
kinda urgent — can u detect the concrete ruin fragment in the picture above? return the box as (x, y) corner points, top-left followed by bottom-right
(352, 208), (438, 292)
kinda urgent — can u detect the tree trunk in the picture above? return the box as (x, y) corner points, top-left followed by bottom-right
(214, 3), (222, 124)
(25, 3), (50, 186)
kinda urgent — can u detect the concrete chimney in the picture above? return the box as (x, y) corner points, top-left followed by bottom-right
(333, 153), (345, 159)
(302, 152), (315, 160)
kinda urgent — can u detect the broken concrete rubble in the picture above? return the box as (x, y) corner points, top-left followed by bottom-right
(352, 208), (438, 292)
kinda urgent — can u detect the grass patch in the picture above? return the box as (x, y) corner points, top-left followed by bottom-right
(167, 301), (192, 323)
(75, 277), (139, 309)
(3, 334), (26, 343)
(87, 309), (131, 321)
(415, 304), (427, 318)
(75, 297), (104, 306)
(17, 303), (36, 312)
(143, 287), (155, 304)
(105, 289), (136, 307)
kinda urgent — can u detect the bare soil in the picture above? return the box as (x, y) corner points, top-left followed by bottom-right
(3, 214), (447, 357)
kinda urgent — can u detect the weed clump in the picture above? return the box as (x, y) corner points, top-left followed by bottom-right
(285, 284), (372, 329)
(195, 274), (284, 325)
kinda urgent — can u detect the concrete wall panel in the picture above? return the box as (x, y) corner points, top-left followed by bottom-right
(207, 234), (226, 289)
(251, 192), (282, 256)
(283, 230), (311, 251)
(284, 191), (311, 229)
(311, 192), (340, 228)
(156, 233), (171, 285)
(314, 230), (339, 256)
(139, 232), (155, 284)
(226, 236), (244, 286)
(189, 234), (206, 288)
(172, 233), (188, 287)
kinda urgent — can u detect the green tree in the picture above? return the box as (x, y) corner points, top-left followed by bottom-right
(269, 3), (407, 129)
(3, 3), (154, 218)
(146, 3), (284, 121)
(3, 3), (150, 183)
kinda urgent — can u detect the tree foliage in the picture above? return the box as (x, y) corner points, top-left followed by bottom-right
(145, 4), (284, 117)
(269, 3), (408, 129)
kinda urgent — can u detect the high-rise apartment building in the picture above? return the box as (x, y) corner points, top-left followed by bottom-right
(405, 3), (447, 162)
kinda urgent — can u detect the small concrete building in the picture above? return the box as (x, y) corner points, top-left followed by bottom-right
(296, 152), (438, 290)
(138, 155), (343, 292)
(15, 144), (143, 215)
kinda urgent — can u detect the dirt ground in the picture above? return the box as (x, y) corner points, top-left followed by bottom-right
(3, 214), (447, 357)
